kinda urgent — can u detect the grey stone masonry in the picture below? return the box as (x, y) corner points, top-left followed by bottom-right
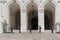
(0, 30), (60, 40)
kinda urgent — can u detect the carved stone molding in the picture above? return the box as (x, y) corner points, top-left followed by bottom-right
(31, 0), (34, 2)
(21, 9), (26, 13)
(22, 1), (25, 3)
(58, 1), (60, 3)
(40, 1), (42, 3)
(48, 0), (52, 3)
(0, 0), (7, 4)
(38, 9), (44, 13)
(13, 0), (16, 3)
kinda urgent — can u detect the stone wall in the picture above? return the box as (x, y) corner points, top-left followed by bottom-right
(0, 0), (60, 33)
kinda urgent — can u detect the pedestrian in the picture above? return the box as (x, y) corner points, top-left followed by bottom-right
(51, 25), (54, 33)
(18, 25), (21, 33)
(39, 25), (41, 33)
(10, 26), (13, 33)
(30, 25), (32, 34)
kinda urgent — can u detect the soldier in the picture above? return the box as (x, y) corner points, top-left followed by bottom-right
(10, 26), (13, 33)
(18, 25), (21, 33)
(39, 25), (41, 33)
(51, 25), (54, 33)
(30, 25), (32, 34)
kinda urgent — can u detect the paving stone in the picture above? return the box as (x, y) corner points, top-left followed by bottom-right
(0, 30), (60, 40)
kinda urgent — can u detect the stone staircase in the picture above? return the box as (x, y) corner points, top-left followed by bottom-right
(0, 30), (59, 40)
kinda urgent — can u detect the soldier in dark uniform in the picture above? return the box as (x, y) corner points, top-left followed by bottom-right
(39, 25), (41, 33)
(10, 26), (13, 33)
(51, 25), (54, 33)
(18, 25), (21, 33)
(30, 25), (32, 34)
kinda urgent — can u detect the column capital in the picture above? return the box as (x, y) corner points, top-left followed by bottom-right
(0, 0), (7, 5)
(21, 9), (26, 13)
(38, 9), (44, 13)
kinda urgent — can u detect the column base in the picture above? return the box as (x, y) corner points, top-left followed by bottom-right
(0, 23), (3, 33)
(21, 26), (27, 32)
(38, 26), (44, 32)
(56, 24), (60, 32)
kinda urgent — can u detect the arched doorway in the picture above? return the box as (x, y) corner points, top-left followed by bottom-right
(15, 10), (20, 29)
(31, 17), (38, 30)
(9, 2), (20, 30)
(44, 3), (55, 30)
(27, 2), (38, 30)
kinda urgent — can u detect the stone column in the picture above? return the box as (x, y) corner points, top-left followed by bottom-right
(38, 8), (44, 32)
(0, 4), (3, 33)
(56, 23), (60, 32)
(55, 6), (60, 32)
(0, 23), (3, 33)
(20, 9), (27, 32)
(0, 18), (3, 33)
(4, 4), (10, 32)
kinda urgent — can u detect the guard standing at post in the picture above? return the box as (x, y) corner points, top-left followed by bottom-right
(10, 26), (13, 33)
(51, 25), (54, 33)
(39, 25), (41, 33)
(30, 25), (32, 34)
(18, 25), (21, 33)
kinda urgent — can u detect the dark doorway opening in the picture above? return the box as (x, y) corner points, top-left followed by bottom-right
(9, 1), (21, 33)
(44, 2), (55, 30)
(15, 11), (20, 30)
(27, 2), (38, 30)
(9, 3), (20, 30)
(44, 14), (50, 30)
(44, 10), (53, 30)
(31, 17), (38, 30)
(28, 10), (38, 30)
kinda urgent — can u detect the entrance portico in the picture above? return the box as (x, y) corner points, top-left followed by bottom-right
(27, 1), (38, 30)
(44, 2), (55, 30)
(8, 0), (56, 32)
(0, 0), (59, 33)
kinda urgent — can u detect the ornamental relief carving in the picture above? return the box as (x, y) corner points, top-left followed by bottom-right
(0, 0), (7, 4)
(58, 1), (60, 3)
(21, 9), (26, 13)
(38, 9), (44, 13)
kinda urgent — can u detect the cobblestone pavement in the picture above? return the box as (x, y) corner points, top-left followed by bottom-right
(0, 30), (60, 40)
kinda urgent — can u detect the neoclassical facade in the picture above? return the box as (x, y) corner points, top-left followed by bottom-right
(0, 0), (60, 33)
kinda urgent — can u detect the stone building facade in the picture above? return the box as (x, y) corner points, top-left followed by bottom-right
(0, 0), (60, 33)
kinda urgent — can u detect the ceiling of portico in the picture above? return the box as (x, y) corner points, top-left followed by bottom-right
(27, 2), (38, 13)
(44, 2), (55, 14)
(9, 2), (20, 15)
